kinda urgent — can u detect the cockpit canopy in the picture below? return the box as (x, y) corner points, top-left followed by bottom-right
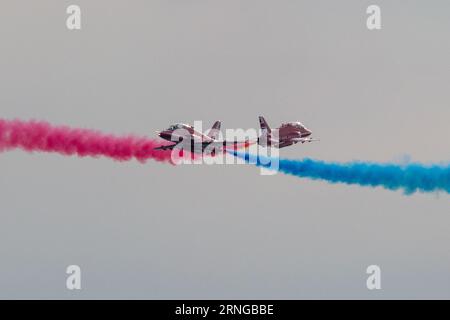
(167, 123), (190, 131)
(281, 122), (305, 129)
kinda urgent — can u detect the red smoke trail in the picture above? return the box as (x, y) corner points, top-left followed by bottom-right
(0, 118), (173, 164)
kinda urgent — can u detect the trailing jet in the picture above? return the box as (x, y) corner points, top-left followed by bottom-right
(154, 120), (253, 154)
(257, 116), (319, 148)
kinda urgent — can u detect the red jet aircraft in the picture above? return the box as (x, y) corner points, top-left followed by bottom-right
(257, 116), (319, 148)
(154, 121), (253, 154)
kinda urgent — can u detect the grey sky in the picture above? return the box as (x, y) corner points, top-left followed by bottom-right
(0, 0), (449, 298)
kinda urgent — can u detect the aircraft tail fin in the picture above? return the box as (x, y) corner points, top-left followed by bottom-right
(257, 116), (272, 147)
(259, 116), (271, 133)
(207, 121), (221, 140)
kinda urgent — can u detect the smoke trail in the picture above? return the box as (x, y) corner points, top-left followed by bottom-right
(231, 151), (450, 194)
(0, 118), (173, 163)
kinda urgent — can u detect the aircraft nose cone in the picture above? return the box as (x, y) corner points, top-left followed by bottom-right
(158, 131), (172, 140)
(156, 131), (165, 137)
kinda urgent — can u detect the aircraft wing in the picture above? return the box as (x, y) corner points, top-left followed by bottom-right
(154, 143), (178, 151)
(222, 140), (257, 151)
(154, 140), (257, 153)
(292, 137), (320, 143)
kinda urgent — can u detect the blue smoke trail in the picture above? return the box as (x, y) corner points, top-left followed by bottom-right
(231, 151), (450, 195)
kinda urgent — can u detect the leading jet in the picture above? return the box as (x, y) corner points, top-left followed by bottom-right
(154, 120), (253, 154)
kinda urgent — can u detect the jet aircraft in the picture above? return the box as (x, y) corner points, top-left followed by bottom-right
(154, 121), (253, 154)
(257, 116), (319, 148)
